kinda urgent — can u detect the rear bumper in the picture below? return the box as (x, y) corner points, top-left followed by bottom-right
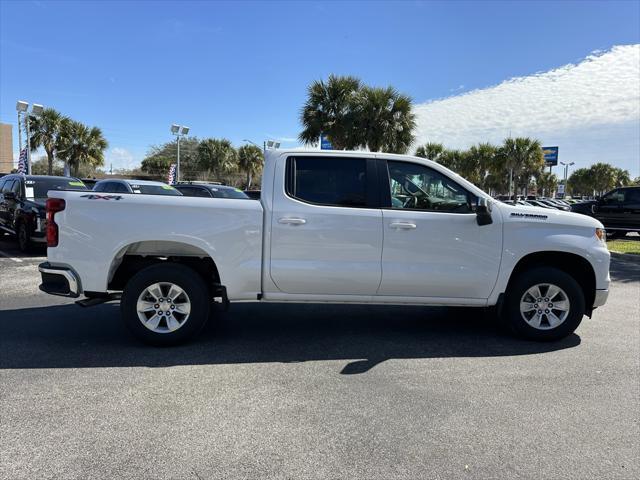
(593, 289), (609, 308)
(38, 262), (80, 298)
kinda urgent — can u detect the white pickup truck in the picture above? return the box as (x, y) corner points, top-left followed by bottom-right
(39, 150), (610, 345)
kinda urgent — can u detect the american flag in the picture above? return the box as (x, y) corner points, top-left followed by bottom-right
(167, 164), (177, 185)
(17, 148), (28, 175)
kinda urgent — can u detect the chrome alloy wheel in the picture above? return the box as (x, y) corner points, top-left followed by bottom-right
(136, 282), (191, 333)
(519, 283), (570, 330)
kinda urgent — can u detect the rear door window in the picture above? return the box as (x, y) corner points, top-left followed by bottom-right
(286, 156), (369, 208)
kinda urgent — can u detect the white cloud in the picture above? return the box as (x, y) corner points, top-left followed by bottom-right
(105, 147), (136, 171)
(414, 44), (640, 176)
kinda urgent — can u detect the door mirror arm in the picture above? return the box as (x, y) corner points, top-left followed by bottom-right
(476, 197), (493, 226)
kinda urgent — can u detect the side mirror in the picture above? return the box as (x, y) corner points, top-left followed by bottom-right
(476, 197), (493, 226)
(591, 203), (598, 214)
(3, 191), (16, 201)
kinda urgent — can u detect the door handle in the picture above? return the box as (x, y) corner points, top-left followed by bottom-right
(278, 217), (307, 225)
(389, 222), (417, 230)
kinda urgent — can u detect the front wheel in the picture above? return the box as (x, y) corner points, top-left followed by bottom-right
(503, 267), (585, 341)
(120, 263), (211, 346)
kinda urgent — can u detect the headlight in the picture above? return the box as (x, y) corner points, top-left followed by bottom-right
(595, 228), (607, 245)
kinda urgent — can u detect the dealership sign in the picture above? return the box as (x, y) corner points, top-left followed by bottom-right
(543, 146), (559, 166)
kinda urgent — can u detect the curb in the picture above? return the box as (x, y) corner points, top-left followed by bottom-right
(610, 251), (640, 264)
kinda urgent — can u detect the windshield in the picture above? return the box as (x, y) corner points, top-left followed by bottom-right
(130, 184), (182, 196)
(211, 187), (249, 199)
(26, 178), (88, 199)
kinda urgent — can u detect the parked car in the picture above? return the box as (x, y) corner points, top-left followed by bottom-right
(175, 183), (250, 199)
(0, 174), (88, 251)
(571, 186), (640, 237)
(243, 190), (261, 200)
(527, 199), (559, 209)
(39, 150), (609, 346)
(93, 179), (182, 196)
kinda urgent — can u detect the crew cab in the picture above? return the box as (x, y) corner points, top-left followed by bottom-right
(38, 150), (610, 345)
(0, 174), (87, 251)
(571, 186), (640, 238)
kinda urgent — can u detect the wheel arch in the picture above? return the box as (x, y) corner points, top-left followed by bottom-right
(505, 251), (596, 316)
(107, 240), (222, 293)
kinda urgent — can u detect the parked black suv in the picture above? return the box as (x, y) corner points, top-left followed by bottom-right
(0, 175), (88, 251)
(571, 186), (640, 238)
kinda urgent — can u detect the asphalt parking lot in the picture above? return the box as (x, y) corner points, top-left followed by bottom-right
(1, 234), (639, 479)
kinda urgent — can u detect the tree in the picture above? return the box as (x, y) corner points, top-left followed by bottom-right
(589, 162), (618, 195)
(197, 138), (237, 180)
(299, 75), (362, 150)
(299, 75), (416, 153)
(466, 143), (498, 189)
(614, 167), (631, 187)
(567, 168), (592, 196)
(57, 120), (108, 177)
(356, 86), (415, 153)
(414, 142), (445, 162)
(237, 144), (263, 189)
(141, 137), (200, 178)
(535, 171), (558, 196)
(28, 108), (68, 175)
(499, 137), (545, 197)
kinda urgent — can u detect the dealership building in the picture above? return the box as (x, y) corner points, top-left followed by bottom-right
(0, 123), (13, 173)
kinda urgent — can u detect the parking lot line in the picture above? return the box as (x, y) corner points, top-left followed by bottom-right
(0, 250), (23, 263)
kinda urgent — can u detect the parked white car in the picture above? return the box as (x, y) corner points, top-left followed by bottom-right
(39, 150), (610, 345)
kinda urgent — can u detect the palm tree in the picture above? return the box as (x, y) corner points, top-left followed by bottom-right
(499, 137), (544, 198)
(356, 86), (415, 153)
(57, 120), (108, 176)
(466, 143), (498, 190)
(299, 75), (362, 150)
(415, 142), (445, 162)
(197, 138), (237, 180)
(535, 171), (558, 196)
(614, 168), (631, 187)
(237, 144), (263, 189)
(28, 108), (68, 175)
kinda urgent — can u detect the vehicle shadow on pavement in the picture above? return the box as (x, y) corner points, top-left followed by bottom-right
(0, 302), (580, 374)
(609, 256), (640, 284)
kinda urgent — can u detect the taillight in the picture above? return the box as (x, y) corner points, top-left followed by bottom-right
(46, 198), (66, 247)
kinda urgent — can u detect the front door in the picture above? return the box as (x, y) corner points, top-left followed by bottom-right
(269, 155), (383, 295)
(377, 159), (502, 299)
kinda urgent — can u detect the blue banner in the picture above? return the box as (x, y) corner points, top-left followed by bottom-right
(320, 134), (333, 150)
(542, 146), (559, 166)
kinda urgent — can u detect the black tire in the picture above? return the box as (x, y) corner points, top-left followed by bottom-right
(120, 263), (211, 346)
(503, 267), (585, 341)
(17, 221), (32, 253)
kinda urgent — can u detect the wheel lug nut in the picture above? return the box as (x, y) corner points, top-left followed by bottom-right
(534, 304), (538, 308)
(537, 310), (542, 314)
(171, 305), (175, 309)
(545, 298), (549, 302)
(154, 304), (159, 309)
(545, 309), (550, 313)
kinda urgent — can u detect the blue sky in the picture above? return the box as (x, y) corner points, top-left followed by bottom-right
(1, 0), (639, 175)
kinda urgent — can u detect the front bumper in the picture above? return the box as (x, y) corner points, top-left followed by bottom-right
(593, 289), (609, 308)
(38, 262), (80, 298)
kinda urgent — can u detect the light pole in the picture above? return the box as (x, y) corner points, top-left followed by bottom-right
(170, 124), (189, 182)
(16, 101), (43, 175)
(560, 161), (575, 196)
(243, 139), (280, 154)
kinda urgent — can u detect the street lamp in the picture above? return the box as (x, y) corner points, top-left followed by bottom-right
(170, 124), (189, 182)
(16, 101), (44, 175)
(243, 139), (280, 153)
(560, 161), (575, 197)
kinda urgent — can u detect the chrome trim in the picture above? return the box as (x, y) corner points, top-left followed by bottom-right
(38, 265), (79, 296)
(593, 289), (609, 308)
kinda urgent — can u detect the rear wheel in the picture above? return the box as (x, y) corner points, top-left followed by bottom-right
(17, 222), (32, 253)
(120, 263), (210, 346)
(503, 267), (585, 341)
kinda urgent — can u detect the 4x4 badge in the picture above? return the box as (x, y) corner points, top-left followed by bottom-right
(80, 194), (123, 201)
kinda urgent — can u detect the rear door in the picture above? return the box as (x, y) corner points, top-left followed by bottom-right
(377, 159), (502, 299)
(621, 188), (640, 230)
(269, 155), (383, 295)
